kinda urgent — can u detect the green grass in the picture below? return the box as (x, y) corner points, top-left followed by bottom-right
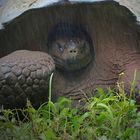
(0, 73), (140, 140)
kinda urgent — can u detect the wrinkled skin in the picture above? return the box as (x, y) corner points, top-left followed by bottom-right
(0, 31), (93, 108)
(0, 2), (140, 108)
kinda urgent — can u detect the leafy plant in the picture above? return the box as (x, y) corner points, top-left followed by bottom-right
(0, 73), (140, 140)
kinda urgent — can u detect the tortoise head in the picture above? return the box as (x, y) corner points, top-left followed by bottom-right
(48, 23), (93, 71)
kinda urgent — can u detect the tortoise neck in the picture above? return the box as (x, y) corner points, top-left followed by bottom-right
(56, 58), (94, 81)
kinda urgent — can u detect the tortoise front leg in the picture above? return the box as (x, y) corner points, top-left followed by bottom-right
(0, 50), (55, 108)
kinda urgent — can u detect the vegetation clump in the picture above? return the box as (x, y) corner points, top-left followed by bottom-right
(0, 73), (140, 140)
(0, 89), (140, 139)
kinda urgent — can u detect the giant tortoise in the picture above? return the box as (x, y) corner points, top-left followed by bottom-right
(0, 0), (140, 108)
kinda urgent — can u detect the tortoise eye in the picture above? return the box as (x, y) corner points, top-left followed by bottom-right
(56, 43), (64, 52)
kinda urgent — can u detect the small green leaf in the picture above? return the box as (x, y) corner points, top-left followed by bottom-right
(97, 103), (113, 119)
